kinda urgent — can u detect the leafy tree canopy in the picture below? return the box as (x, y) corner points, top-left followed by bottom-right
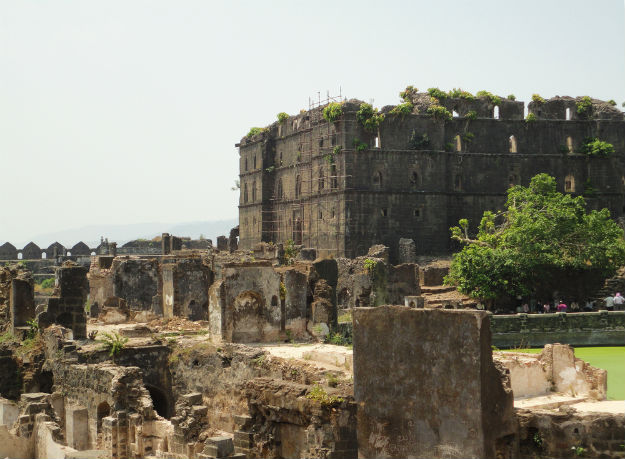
(445, 174), (625, 300)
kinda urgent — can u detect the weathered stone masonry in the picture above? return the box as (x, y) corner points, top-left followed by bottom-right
(238, 92), (625, 262)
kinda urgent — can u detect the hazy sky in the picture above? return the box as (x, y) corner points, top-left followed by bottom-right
(1, 0), (624, 244)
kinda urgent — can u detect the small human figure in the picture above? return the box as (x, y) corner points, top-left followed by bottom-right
(522, 303), (529, 313)
(543, 302), (551, 314)
(570, 301), (579, 312)
(557, 301), (567, 312)
(613, 292), (624, 310)
(604, 294), (615, 311)
(584, 300), (594, 312)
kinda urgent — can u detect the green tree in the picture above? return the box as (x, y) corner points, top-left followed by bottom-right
(445, 174), (625, 301)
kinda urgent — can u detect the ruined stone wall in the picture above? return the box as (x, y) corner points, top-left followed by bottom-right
(111, 257), (161, 312)
(238, 94), (625, 262)
(162, 257), (211, 321)
(517, 408), (625, 459)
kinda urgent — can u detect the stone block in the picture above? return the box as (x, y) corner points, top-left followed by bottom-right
(203, 436), (234, 458)
(353, 306), (515, 459)
(182, 392), (203, 405)
(404, 295), (424, 308)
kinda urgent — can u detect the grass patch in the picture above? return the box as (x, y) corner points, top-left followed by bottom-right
(337, 310), (352, 323)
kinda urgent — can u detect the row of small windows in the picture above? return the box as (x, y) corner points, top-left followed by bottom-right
(453, 134), (576, 153)
(453, 106), (578, 120)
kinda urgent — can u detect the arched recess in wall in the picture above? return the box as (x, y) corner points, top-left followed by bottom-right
(96, 401), (110, 437)
(244, 157), (248, 171)
(243, 183), (248, 203)
(330, 164), (338, 189)
(454, 174), (462, 191)
(252, 180), (257, 202)
(454, 135), (462, 152)
(493, 106), (500, 119)
(318, 167), (325, 191)
(509, 135), (517, 153)
(295, 175), (302, 198)
(566, 107), (571, 120)
(565, 174), (575, 193)
(373, 171), (383, 188)
(253, 155), (257, 169)
(566, 136), (574, 153)
(410, 170), (420, 189)
(41, 252), (47, 259)
(17, 252), (22, 260)
(276, 179), (283, 199)
(508, 174), (519, 188)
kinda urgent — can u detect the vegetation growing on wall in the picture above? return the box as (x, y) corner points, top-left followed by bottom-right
(99, 331), (129, 358)
(576, 96), (593, 115)
(322, 102), (343, 123)
(476, 90), (501, 106)
(445, 173), (625, 301)
(356, 103), (385, 132)
(448, 88), (474, 99)
(465, 110), (478, 120)
(427, 105), (452, 121)
(277, 112), (289, 123)
(531, 94), (545, 104)
(507, 94), (516, 101)
(399, 85), (418, 102)
(580, 138), (615, 157)
(246, 127), (265, 138)
(352, 138), (368, 152)
(427, 87), (448, 100)
(525, 113), (537, 122)
(389, 102), (413, 116)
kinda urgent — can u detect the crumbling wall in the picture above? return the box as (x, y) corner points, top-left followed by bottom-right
(353, 306), (516, 458)
(111, 257), (161, 313)
(39, 263), (88, 339)
(0, 265), (35, 333)
(336, 249), (420, 309)
(208, 262), (282, 343)
(495, 344), (607, 399)
(162, 257), (211, 321)
(518, 407), (625, 459)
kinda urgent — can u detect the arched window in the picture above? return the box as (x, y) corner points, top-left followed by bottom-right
(318, 168), (325, 191)
(565, 107), (571, 120)
(454, 174), (462, 191)
(252, 180), (257, 202)
(410, 171), (419, 188)
(330, 164), (338, 189)
(565, 174), (575, 192)
(243, 183), (248, 203)
(276, 179), (283, 199)
(373, 171), (383, 188)
(566, 136), (573, 153)
(493, 105), (500, 119)
(455, 135), (462, 152)
(509, 135), (517, 153)
(452, 110), (459, 118)
(295, 175), (302, 198)
(253, 155), (257, 169)
(245, 158), (248, 172)
(509, 174), (518, 187)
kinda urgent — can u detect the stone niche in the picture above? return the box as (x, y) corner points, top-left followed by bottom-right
(353, 306), (516, 459)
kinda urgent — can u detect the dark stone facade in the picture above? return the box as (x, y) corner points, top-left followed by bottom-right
(237, 92), (625, 262)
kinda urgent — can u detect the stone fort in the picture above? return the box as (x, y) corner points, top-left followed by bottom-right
(237, 88), (625, 262)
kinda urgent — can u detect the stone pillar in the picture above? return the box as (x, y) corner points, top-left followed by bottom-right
(216, 236), (228, 251)
(162, 233), (171, 255)
(353, 306), (516, 459)
(10, 277), (35, 331)
(398, 238), (416, 264)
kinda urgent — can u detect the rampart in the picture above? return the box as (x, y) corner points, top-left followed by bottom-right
(237, 91), (625, 262)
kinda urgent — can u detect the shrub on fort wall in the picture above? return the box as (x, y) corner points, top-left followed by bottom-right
(323, 102), (343, 123)
(389, 102), (413, 116)
(476, 90), (501, 106)
(356, 103), (385, 132)
(399, 85), (418, 102)
(576, 96), (593, 116)
(532, 94), (546, 104)
(246, 127), (266, 138)
(427, 105), (452, 121)
(277, 112), (289, 123)
(580, 137), (615, 157)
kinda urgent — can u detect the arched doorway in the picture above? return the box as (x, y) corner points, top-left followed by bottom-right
(96, 401), (110, 446)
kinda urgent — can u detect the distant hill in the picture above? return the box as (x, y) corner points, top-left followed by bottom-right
(7, 219), (238, 248)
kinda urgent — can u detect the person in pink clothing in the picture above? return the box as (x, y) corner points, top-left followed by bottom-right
(557, 301), (567, 312)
